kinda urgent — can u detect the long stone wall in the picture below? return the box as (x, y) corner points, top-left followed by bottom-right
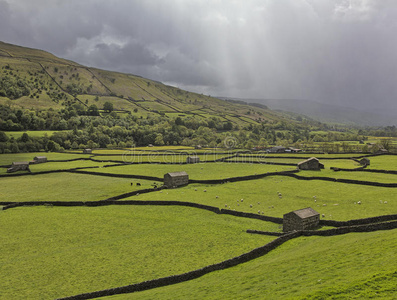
(56, 231), (301, 300)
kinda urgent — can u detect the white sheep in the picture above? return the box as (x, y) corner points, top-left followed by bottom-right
(204, 189), (207, 192)
(250, 204), (253, 208)
(216, 196), (219, 199)
(357, 201), (361, 205)
(384, 201), (388, 204)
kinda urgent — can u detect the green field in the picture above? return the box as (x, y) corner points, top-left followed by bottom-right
(0, 206), (273, 299)
(116, 230), (397, 300)
(0, 150), (396, 299)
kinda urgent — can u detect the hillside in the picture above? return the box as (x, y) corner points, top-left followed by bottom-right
(1, 41), (396, 154)
(0, 41), (294, 128)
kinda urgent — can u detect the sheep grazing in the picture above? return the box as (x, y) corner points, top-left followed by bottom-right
(357, 201), (362, 205)
(258, 210), (261, 214)
(240, 199), (244, 202)
(322, 214), (325, 217)
(384, 201), (388, 204)
(203, 189), (207, 192)
(250, 204), (253, 208)
(257, 202), (260, 205)
(225, 204), (228, 208)
(194, 188), (197, 191)
(216, 196), (219, 199)
(380, 200), (383, 204)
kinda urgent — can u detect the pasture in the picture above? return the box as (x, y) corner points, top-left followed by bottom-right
(0, 149), (396, 299)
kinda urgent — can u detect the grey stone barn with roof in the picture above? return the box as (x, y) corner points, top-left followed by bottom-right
(7, 161), (30, 173)
(298, 157), (324, 170)
(83, 149), (92, 154)
(283, 207), (320, 232)
(186, 156), (200, 164)
(359, 158), (370, 166)
(164, 171), (189, 188)
(33, 156), (47, 163)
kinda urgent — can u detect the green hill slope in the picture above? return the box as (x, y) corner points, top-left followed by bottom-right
(0, 41), (292, 127)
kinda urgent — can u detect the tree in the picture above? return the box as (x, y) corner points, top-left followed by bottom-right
(103, 102), (114, 113)
(0, 131), (8, 142)
(20, 132), (30, 143)
(87, 104), (100, 116)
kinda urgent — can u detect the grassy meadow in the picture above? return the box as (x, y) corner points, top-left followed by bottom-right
(0, 149), (396, 299)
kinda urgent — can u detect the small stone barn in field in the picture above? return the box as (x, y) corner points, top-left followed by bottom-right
(186, 156), (200, 164)
(7, 161), (30, 173)
(33, 156), (47, 163)
(359, 158), (370, 166)
(83, 149), (92, 154)
(298, 157), (324, 170)
(283, 207), (320, 232)
(164, 171), (189, 188)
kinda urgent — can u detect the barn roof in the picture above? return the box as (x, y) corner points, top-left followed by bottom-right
(298, 157), (319, 166)
(166, 171), (188, 177)
(34, 156), (47, 159)
(292, 207), (319, 219)
(12, 161), (29, 165)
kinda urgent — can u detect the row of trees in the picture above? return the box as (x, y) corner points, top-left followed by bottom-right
(0, 104), (395, 154)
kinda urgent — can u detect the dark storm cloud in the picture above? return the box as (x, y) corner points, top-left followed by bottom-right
(1, 0), (397, 114)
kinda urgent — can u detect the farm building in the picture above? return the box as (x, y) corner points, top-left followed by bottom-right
(164, 171), (189, 188)
(266, 146), (286, 153)
(286, 147), (302, 153)
(33, 156), (47, 163)
(186, 156), (200, 164)
(298, 157), (324, 170)
(83, 149), (92, 154)
(7, 162), (30, 173)
(359, 158), (370, 166)
(283, 207), (320, 232)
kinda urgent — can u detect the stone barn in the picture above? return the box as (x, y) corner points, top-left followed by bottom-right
(33, 156), (47, 163)
(83, 149), (92, 154)
(359, 158), (370, 166)
(298, 157), (324, 170)
(283, 207), (320, 232)
(164, 171), (189, 188)
(186, 156), (200, 164)
(7, 162), (30, 173)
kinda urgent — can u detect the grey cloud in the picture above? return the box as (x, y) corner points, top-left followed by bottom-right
(1, 0), (397, 115)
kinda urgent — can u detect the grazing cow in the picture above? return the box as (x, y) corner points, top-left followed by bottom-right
(136, 182), (141, 186)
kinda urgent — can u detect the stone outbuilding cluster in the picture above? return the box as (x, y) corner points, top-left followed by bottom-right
(164, 171), (189, 188)
(297, 157), (324, 170)
(283, 207), (320, 232)
(7, 155), (48, 173)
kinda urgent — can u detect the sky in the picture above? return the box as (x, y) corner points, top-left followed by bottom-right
(1, 0), (397, 114)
